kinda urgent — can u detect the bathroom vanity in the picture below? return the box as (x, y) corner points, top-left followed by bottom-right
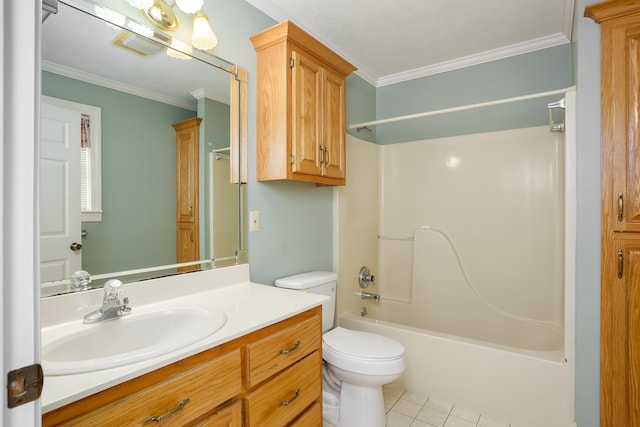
(40, 265), (327, 426)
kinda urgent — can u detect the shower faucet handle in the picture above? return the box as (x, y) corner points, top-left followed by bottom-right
(359, 266), (375, 288)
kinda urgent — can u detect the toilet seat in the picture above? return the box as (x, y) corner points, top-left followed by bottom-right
(323, 327), (405, 375)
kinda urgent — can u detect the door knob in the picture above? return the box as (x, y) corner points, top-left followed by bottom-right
(70, 242), (82, 252)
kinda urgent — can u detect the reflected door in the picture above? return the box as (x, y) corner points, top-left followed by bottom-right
(40, 102), (81, 282)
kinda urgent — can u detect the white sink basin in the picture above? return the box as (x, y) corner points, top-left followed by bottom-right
(42, 306), (226, 376)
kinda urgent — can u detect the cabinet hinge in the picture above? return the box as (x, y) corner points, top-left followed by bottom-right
(241, 409), (245, 426)
(290, 154), (295, 165)
(290, 57), (295, 68)
(7, 364), (43, 408)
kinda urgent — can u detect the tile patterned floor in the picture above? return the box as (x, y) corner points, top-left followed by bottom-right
(382, 385), (511, 427)
(323, 386), (512, 427)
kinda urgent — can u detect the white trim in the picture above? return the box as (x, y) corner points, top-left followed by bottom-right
(191, 88), (230, 105)
(42, 60), (197, 111)
(564, 0), (576, 42)
(377, 33), (571, 87)
(564, 89), (578, 426)
(41, 96), (103, 222)
(2, 0), (40, 425)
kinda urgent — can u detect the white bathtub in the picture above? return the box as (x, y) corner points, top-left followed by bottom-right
(338, 312), (574, 427)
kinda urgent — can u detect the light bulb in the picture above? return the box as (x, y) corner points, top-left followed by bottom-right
(175, 0), (203, 14)
(125, 0), (154, 9)
(192, 11), (218, 51)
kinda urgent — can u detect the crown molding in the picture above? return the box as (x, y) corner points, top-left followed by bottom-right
(376, 33), (570, 87)
(191, 88), (230, 105)
(248, 0), (574, 88)
(42, 60), (197, 111)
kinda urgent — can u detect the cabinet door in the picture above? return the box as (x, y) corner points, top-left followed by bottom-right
(56, 350), (242, 427)
(291, 50), (322, 177)
(244, 352), (321, 427)
(190, 401), (242, 427)
(602, 238), (640, 426)
(288, 401), (321, 426)
(176, 123), (199, 223)
(322, 67), (346, 179)
(604, 15), (640, 232)
(177, 221), (198, 270)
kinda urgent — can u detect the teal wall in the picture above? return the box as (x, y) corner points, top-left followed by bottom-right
(375, 44), (572, 144)
(346, 73), (377, 143)
(42, 71), (193, 275)
(573, 1), (601, 425)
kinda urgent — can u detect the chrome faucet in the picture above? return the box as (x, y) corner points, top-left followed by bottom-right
(83, 279), (131, 324)
(358, 291), (380, 302)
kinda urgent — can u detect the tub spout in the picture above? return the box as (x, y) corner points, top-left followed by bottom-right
(356, 291), (380, 302)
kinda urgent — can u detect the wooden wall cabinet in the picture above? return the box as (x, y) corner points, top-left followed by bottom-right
(585, 2), (640, 425)
(42, 306), (322, 427)
(173, 118), (202, 270)
(250, 21), (356, 186)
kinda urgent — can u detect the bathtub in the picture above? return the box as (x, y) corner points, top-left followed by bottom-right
(338, 312), (574, 427)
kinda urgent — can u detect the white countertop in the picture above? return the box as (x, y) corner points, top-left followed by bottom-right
(40, 265), (328, 413)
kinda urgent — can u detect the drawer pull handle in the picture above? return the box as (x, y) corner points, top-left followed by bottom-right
(278, 340), (301, 355)
(277, 388), (300, 407)
(141, 398), (190, 425)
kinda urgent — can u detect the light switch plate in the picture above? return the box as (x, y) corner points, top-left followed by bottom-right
(250, 211), (260, 232)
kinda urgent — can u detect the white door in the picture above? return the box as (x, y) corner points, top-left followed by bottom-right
(40, 102), (81, 284)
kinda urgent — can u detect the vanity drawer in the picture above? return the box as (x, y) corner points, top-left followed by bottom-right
(63, 349), (242, 426)
(244, 351), (321, 427)
(188, 400), (242, 427)
(245, 314), (321, 387)
(288, 401), (322, 426)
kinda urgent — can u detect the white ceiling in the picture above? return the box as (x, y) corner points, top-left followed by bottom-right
(247, 0), (575, 87)
(42, 0), (575, 109)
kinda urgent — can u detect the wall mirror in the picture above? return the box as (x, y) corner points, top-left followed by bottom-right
(40, 0), (247, 297)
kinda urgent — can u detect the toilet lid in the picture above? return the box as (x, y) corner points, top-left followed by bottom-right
(323, 327), (404, 360)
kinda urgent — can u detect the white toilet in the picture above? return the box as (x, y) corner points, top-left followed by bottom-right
(275, 271), (405, 427)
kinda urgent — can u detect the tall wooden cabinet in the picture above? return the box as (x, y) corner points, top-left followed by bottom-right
(172, 118), (202, 270)
(250, 21), (356, 186)
(585, 2), (640, 425)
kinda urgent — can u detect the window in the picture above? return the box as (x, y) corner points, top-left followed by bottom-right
(42, 96), (102, 221)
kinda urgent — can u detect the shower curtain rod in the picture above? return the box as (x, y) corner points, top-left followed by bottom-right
(347, 85), (576, 129)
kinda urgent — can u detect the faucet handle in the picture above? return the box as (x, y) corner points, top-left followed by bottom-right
(358, 266), (375, 288)
(103, 279), (124, 300)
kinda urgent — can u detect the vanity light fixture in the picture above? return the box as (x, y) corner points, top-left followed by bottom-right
(126, 0), (154, 9)
(192, 10), (217, 50)
(175, 0), (203, 14)
(126, 0), (217, 51)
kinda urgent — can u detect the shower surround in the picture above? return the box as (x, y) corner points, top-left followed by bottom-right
(335, 126), (575, 426)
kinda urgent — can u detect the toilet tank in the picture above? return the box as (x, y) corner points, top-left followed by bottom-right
(275, 271), (336, 332)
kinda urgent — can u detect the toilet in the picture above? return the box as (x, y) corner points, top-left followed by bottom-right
(275, 271), (405, 427)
